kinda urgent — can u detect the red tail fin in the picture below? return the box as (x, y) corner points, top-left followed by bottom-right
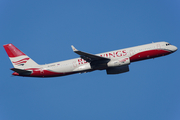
(3, 44), (25, 57)
(3, 43), (39, 68)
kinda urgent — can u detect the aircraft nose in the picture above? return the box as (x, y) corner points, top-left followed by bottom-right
(172, 45), (178, 52)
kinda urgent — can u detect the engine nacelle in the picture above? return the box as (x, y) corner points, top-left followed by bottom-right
(106, 65), (129, 74)
(107, 57), (130, 67)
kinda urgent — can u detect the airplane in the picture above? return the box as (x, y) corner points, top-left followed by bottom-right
(3, 42), (177, 78)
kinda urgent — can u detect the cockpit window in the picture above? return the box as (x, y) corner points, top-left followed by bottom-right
(166, 43), (171, 46)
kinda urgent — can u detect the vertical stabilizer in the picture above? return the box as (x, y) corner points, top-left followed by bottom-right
(3, 44), (39, 69)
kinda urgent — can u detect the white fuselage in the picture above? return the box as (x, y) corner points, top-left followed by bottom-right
(40, 42), (177, 75)
(4, 41), (176, 77)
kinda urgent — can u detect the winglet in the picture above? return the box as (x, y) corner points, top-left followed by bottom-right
(71, 45), (78, 52)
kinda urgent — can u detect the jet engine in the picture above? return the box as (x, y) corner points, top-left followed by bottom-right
(106, 57), (130, 74)
(106, 65), (129, 74)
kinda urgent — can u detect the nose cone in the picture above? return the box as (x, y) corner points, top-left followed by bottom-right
(173, 46), (178, 52)
(171, 45), (178, 52)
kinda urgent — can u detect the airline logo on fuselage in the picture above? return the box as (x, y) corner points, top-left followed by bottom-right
(100, 50), (127, 57)
(78, 50), (127, 65)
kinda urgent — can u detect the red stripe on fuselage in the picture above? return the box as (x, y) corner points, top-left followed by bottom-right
(130, 49), (171, 62)
(19, 68), (77, 77)
(12, 68), (65, 77)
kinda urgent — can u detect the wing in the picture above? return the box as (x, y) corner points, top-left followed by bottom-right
(71, 45), (110, 63)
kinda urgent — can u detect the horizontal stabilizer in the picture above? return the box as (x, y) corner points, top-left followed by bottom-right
(11, 68), (32, 74)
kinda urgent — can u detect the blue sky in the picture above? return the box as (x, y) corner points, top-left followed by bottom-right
(0, 0), (180, 120)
